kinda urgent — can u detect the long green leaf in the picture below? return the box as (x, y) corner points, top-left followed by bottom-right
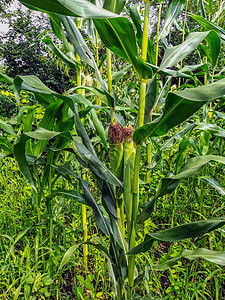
(102, 182), (117, 219)
(159, 31), (220, 70)
(81, 178), (111, 236)
(74, 105), (96, 155)
(190, 14), (225, 43)
(128, 219), (225, 255)
(0, 119), (16, 136)
(42, 37), (80, 71)
(199, 177), (225, 196)
(73, 137), (122, 187)
(48, 189), (88, 205)
(14, 135), (37, 192)
(90, 110), (108, 150)
(159, 0), (186, 40)
(144, 74), (157, 124)
(133, 78), (225, 144)
(138, 155), (225, 225)
(33, 100), (63, 156)
(171, 155), (225, 179)
(195, 123), (225, 138)
(93, 17), (153, 79)
(103, 0), (126, 14)
(156, 155), (225, 196)
(153, 248), (225, 270)
(59, 244), (80, 270)
(19, 0), (118, 18)
(0, 72), (13, 84)
(0, 137), (13, 155)
(60, 16), (114, 104)
(112, 64), (132, 84)
(48, 13), (63, 39)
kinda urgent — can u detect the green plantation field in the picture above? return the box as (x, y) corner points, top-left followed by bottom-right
(0, 0), (225, 299)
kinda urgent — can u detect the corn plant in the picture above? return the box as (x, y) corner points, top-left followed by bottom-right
(1, 0), (225, 299)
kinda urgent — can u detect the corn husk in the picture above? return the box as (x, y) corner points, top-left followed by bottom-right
(108, 118), (123, 180)
(123, 126), (136, 229)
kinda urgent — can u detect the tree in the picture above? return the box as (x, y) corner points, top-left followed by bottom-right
(0, 4), (75, 93)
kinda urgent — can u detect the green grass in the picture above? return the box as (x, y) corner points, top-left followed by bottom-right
(0, 147), (225, 299)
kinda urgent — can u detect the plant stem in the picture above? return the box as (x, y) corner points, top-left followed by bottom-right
(145, 140), (152, 203)
(107, 48), (114, 120)
(106, 50), (112, 96)
(76, 18), (83, 95)
(171, 186), (178, 227)
(145, 0), (162, 203)
(76, 19), (88, 271)
(117, 280), (123, 300)
(155, 0), (163, 67)
(47, 164), (54, 251)
(178, 0), (189, 88)
(94, 1), (101, 106)
(128, 0), (150, 296)
(82, 203), (88, 271)
(33, 164), (44, 263)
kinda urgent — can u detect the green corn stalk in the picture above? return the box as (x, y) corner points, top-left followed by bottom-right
(155, 0), (163, 67)
(128, 0), (151, 297)
(76, 18), (88, 272)
(144, 0), (162, 204)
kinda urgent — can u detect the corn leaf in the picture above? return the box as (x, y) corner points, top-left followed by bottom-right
(138, 155), (225, 224)
(195, 123), (225, 138)
(0, 119), (16, 136)
(103, 0), (126, 14)
(93, 17), (153, 79)
(199, 177), (225, 196)
(158, 0), (186, 40)
(133, 78), (225, 144)
(190, 14), (225, 43)
(42, 37), (80, 71)
(14, 135), (37, 192)
(159, 31), (220, 70)
(128, 219), (225, 255)
(48, 190), (88, 205)
(153, 248), (225, 270)
(19, 0), (118, 18)
(59, 244), (80, 270)
(81, 178), (111, 236)
(73, 137), (122, 187)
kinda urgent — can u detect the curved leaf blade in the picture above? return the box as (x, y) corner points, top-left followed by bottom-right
(133, 78), (225, 144)
(128, 219), (225, 255)
(159, 0), (186, 40)
(103, 0), (126, 14)
(153, 248), (225, 270)
(59, 244), (80, 270)
(14, 135), (37, 192)
(42, 37), (80, 71)
(48, 189), (88, 205)
(199, 176), (225, 196)
(19, 0), (118, 18)
(190, 13), (225, 43)
(94, 17), (152, 79)
(159, 31), (220, 70)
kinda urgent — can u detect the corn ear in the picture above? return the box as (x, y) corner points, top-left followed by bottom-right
(108, 118), (123, 180)
(123, 126), (136, 230)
